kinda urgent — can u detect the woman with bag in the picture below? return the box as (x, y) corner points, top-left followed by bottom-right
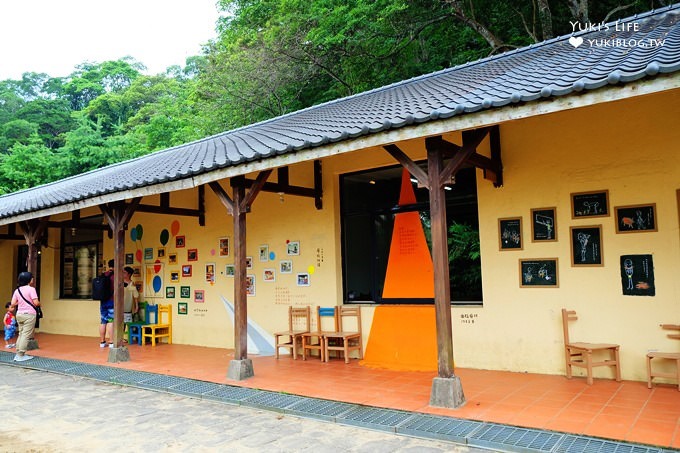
(9, 271), (41, 362)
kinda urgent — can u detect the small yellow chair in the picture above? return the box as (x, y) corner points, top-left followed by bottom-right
(142, 304), (172, 346)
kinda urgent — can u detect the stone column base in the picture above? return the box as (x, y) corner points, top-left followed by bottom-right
(107, 347), (130, 363)
(227, 359), (254, 380)
(27, 339), (39, 350)
(430, 376), (466, 408)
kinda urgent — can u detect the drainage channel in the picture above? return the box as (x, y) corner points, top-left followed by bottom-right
(0, 352), (674, 453)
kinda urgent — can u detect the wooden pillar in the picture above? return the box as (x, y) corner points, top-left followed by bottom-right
(18, 218), (48, 350)
(426, 147), (455, 378)
(209, 170), (271, 380)
(19, 218), (48, 277)
(100, 198), (140, 362)
(231, 177), (248, 360)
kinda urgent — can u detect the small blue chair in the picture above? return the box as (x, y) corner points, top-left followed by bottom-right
(127, 304), (158, 345)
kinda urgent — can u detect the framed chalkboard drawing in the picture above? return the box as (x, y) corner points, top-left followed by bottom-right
(519, 258), (559, 287)
(498, 217), (523, 251)
(570, 225), (603, 266)
(620, 254), (655, 296)
(531, 207), (557, 242)
(571, 190), (609, 218)
(615, 203), (657, 233)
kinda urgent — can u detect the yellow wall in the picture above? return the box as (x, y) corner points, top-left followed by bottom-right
(467, 88), (680, 381)
(5, 87), (679, 383)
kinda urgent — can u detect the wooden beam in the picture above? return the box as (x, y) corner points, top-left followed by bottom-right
(241, 170), (272, 212)
(314, 160), (323, 210)
(383, 144), (430, 190)
(208, 181), (234, 216)
(19, 217), (49, 276)
(135, 205), (202, 217)
(487, 125), (503, 187)
(198, 185), (205, 226)
(439, 128), (490, 186)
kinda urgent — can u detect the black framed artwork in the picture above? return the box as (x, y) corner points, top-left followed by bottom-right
(620, 254), (655, 296)
(571, 190), (609, 218)
(570, 225), (603, 267)
(519, 258), (559, 287)
(498, 217), (523, 250)
(531, 207), (557, 242)
(615, 204), (657, 233)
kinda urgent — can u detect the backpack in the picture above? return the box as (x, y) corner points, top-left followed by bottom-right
(92, 274), (112, 302)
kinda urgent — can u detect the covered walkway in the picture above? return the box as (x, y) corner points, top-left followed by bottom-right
(7, 333), (680, 450)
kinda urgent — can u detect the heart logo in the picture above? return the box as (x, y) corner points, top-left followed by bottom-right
(569, 36), (584, 48)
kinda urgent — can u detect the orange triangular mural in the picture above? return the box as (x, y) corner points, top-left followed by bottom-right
(381, 169), (434, 298)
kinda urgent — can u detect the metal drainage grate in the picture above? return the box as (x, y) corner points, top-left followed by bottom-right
(241, 391), (307, 412)
(0, 351), (15, 363)
(62, 364), (110, 378)
(398, 414), (485, 444)
(203, 385), (260, 404)
(108, 370), (158, 385)
(80, 366), (128, 382)
(286, 398), (357, 422)
(336, 406), (415, 433)
(468, 423), (564, 453)
(34, 358), (83, 373)
(168, 380), (224, 397)
(554, 434), (667, 453)
(136, 375), (187, 391)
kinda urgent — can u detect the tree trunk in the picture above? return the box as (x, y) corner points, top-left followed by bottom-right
(537, 0), (554, 40)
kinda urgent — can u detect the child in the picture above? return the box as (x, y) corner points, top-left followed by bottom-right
(4, 302), (17, 348)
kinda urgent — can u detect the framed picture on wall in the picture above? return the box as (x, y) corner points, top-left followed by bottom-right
(571, 190), (609, 218)
(144, 248), (154, 261)
(621, 254), (655, 296)
(259, 245), (269, 261)
(570, 225), (603, 266)
(263, 268), (275, 282)
(225, 264), (235, 277)
(246, 275), (255, 296)
(280, 260), (292, 274)
(218, 237), (230, 257)
(498, 217), (522, 250)
(180, 286), (191, 298)
(194, 290), (205, 303)
(519, 258), (559, 287)
(182, 265), (192, 277)
(297, 273), (310, 286)
(166, 286), (175, 298)
(178, 302), (188, 315)
(615, 204), (657, 233)
(175, 235), (185, 248)
(170, 271), (180, 282)
(287, 241), (300, 256)
(125, 253), (134, 264)
(246, 256), (253, 269)
(531, 207), (557, 242)
(187, 248), (198, 261)
(168, 253), (178, 265)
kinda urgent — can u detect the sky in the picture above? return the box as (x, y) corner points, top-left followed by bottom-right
(0, 0), (222, 81)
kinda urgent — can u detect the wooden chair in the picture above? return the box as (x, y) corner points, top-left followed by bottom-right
(646, 324), (680, 391)
(562, 308), (620, 385)
(274, 306), (311, 359)
(142, 304), (172, 346)
(301, 307), (338, 361)
(324, 306), (363, 363)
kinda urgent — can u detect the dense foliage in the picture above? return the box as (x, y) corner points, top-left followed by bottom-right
(0, 0), (666, 194)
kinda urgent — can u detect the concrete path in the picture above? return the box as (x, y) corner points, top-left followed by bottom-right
(0, 365), (486, 452)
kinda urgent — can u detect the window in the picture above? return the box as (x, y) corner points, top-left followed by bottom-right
(340, 164), (482, 305)
(60, 216), (104, 299)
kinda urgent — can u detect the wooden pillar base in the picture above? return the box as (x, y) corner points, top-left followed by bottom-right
(430, 376), (466, 409)
(107, 346), (130, 363)
(227, 359), (254, 380)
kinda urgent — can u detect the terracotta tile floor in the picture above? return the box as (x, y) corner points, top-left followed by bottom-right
(22, 333), (680, 449)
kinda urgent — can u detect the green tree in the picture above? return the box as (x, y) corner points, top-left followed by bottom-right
(1, 119), (38, 152)
(0, 134), (65, 193)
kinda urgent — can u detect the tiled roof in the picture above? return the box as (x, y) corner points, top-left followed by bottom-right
(1, 5), (679, 221)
